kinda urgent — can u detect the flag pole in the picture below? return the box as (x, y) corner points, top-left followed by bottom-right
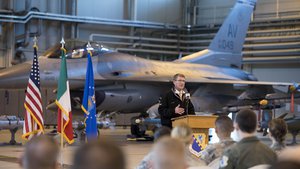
(60, 38), (65, 168)
(60, 110), (63, 167)
(61, 108), (63, 168)
(33, 36), (38, 138)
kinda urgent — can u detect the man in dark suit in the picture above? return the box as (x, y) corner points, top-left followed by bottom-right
(158, 73), (195, 128)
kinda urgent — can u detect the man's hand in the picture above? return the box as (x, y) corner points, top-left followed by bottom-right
(175, 104), (184, 115)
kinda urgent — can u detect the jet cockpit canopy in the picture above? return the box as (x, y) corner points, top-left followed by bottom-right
(42, 40), (113, 59)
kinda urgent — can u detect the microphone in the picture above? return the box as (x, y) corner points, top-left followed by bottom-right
(185, 93), (190, 100)
(185, 93), (190, 115)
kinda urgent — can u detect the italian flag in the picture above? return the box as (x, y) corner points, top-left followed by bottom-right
(56, 47), (74, 144)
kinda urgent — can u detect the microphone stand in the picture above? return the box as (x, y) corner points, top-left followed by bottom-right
(186, 99), (189, 116)
(185, 94), (190, 116)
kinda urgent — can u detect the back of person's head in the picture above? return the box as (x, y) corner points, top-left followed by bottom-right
(72, 139), (125, 169)
(235, 109), (257, 133)
(154, 126), (171, 142)
(268, 118), (287, 143)
(22, 135), (59, 169)
(152, 137), (185, 169)
(171, 123), (193, 145)
(215, 115), (234, 138)
(269, 161), (300, 169)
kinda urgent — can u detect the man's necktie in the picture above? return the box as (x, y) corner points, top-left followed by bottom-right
(179, 91), (183, 101)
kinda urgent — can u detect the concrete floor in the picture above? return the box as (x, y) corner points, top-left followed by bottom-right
(0, 128), (152, 169)
(0, 127), (299, 169)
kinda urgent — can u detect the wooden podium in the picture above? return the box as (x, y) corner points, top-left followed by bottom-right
(172, 115), (218, 145)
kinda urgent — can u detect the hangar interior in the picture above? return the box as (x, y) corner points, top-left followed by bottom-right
(0, 0), (300, 124)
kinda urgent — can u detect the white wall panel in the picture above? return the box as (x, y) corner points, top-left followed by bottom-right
(137, 0), (182, 24)
(77, 0), (125, 20)
(252, 64), (300, 83)
(77, 0), (182, 24)
(196, 0), (235, 25)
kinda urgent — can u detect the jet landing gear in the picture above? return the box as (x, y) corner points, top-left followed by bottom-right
(289, 130), (299, 145)
(0, 116), (23, 145)
(9, 128), (19, 145)
(0, 127), (22, 146)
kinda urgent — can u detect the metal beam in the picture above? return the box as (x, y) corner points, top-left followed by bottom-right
(0, 11), (179, 29)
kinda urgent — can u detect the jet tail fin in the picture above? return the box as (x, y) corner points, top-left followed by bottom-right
(176, 0), (256, 68)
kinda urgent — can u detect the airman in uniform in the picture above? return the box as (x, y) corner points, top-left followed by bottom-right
(200, 116), (235, 164)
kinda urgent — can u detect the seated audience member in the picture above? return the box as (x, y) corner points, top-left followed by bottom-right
(152, 137), (186, 169)
(276, 146), (300, 168)
(188, 167), (213, 169)
(171, 123), (206, 167)
(268, 119), (287, 153)
(199, 116), (235, 165)
(278, 145), (300, 163)
(269, 161), (300, 169)
(153, 126), (172, 141)
(21, 135), (59, 169)
(136, 126), (171, 169)
(72, 139), (125, 169)
(219, 109), (277, 169)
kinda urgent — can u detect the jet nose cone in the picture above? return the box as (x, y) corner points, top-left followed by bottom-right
(0, 63), (31, 89)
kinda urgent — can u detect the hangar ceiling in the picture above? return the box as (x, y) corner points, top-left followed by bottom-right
(0, 0), (299, 66)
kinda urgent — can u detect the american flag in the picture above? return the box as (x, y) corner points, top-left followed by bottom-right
(22, 45), (44, 140)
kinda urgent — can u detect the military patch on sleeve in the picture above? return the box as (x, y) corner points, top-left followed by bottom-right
(219, 155), (229, 168)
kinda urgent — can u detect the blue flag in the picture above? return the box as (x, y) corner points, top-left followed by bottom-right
(81, 51), (98, 141)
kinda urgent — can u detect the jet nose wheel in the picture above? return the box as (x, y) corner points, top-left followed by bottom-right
(287, 130), (299, 145)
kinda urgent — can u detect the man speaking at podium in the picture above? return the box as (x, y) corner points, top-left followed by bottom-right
(158, 73), (195, 128)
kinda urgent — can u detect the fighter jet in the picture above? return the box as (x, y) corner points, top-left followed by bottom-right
(0, 0), (295, 120)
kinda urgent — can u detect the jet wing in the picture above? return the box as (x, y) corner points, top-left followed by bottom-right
(68, 64), (295, 89)
(70, 75), (294, 87)
(185, 79), (293, 86)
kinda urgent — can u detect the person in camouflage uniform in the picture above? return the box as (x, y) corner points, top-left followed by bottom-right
(199, 116), (235, 164)
(136, 126), (171, 169)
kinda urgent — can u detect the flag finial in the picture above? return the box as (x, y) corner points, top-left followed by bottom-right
(60, 38), (65, 48)
(86, 42), (93, 51)
(33, 36), (38, 47)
